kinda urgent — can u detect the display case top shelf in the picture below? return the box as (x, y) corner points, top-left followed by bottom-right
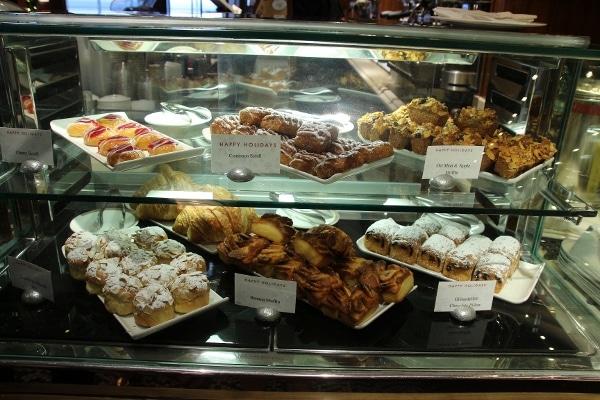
(89, 39), (479, 65)
(0, 14), (596, 59)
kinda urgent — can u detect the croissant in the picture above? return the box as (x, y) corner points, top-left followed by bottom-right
(172, 206), (202, 236)
(177, 205), (258, 245)
(132, 165), (204, 219)
(136, 203), (186, 221)
(186, 207), (224, 244)
(132, 165), (194, 202)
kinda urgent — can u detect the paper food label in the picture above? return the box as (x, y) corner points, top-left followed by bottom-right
(7, 256), (54, 302)
(434, 280), (495, 312)
(234, 273), (296, 313)
(423, 145), (483, 179)
(0, 128), (54, 166)
(211, 135), (280, 174)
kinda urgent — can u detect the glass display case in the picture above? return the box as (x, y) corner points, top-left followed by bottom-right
(0, 13), (599, 396)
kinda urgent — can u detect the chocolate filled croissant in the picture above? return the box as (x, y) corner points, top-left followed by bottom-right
(251, 213), (296, 244)
(293, 224), (355, 268)
(339, 288), (381, 327)
(217, 233), (271, 272)
(294, 264), (343, 307)
(376, 263), (414, 304)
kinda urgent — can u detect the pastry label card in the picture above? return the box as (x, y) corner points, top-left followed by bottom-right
(234, 273), (297, 313)
(211, 135), (281, 174)
(0, 128), (54, 166)
(422, 145), (483, 179)
(7, 256), (54, 302)
(434, 280), (495, 312)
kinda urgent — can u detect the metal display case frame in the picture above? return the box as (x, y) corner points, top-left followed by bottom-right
(0, 13), (599, 396)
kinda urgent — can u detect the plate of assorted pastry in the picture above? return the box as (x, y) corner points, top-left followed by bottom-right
(357, 99), (557, 183)
(129, 164), (260, 255)
(50, 112), (205, 171)
(208, 106), (394, 184)
(62, 225), (229, 339)
(357, 214), (545, 305)
(217, 213), (416, 329)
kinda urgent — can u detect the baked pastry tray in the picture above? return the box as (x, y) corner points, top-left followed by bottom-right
(50, 112), (205, 172)
(60, 245), (228, 340)
(357, 131), (553, 185)
(99, 290), (229, 340)
(396, 147), (553, 184)
(255, 272), (418, 330)
(356, 236), (544, 304)
(280, 155), (394, 184)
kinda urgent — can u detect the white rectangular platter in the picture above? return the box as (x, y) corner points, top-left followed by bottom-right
(354, 285), (418, 330)
(252, 273), (416, 330)
(357, 131), (553, 185)
(50, 112), (205, 171)
(100, 290), (229, 340)
(280, 155), (394, 184)
(356, 236), (544, 305)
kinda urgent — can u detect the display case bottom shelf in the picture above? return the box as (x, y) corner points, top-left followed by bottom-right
(1, 370), (600, 399)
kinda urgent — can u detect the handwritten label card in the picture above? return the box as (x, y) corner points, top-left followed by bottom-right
(0, 128), (54, 166)
(423, 145), (483, 179)
(234, 273), (296, 313)
(434, 280), (495, 312)
(7, 256), (54, 302)
(211, 135), (280, 174)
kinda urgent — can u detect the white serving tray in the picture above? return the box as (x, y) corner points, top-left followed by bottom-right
(61, 244), (228, 339)
(353, 285), (418, 330)
(280, 155), (394, 184)
(99, 290), (229, 340)
(356, 236), (544, 305)
(357, 130), (553, 185)
(294, 283), (417, 330)
(50, 112), (205, 171)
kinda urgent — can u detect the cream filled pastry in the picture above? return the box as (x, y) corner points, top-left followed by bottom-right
(169, 271), (210, 313)
(133, 284), (175, 327)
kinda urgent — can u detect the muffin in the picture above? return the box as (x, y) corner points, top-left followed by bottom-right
(410, 123), (443, 155)
(406, 97), (449, 127)
(453, 106), (498, 138)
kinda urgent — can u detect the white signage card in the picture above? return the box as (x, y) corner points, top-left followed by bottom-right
(434, 280), (495, 312)
(211, 135), (281, 174)
(422, 145), (483, 179)
(7, 256), (54, 302)
(0, 128), (54, 166)
(234, 273), (296, 313)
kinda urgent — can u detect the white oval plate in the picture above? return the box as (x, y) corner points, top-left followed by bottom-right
(70, 208), (138, 234)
